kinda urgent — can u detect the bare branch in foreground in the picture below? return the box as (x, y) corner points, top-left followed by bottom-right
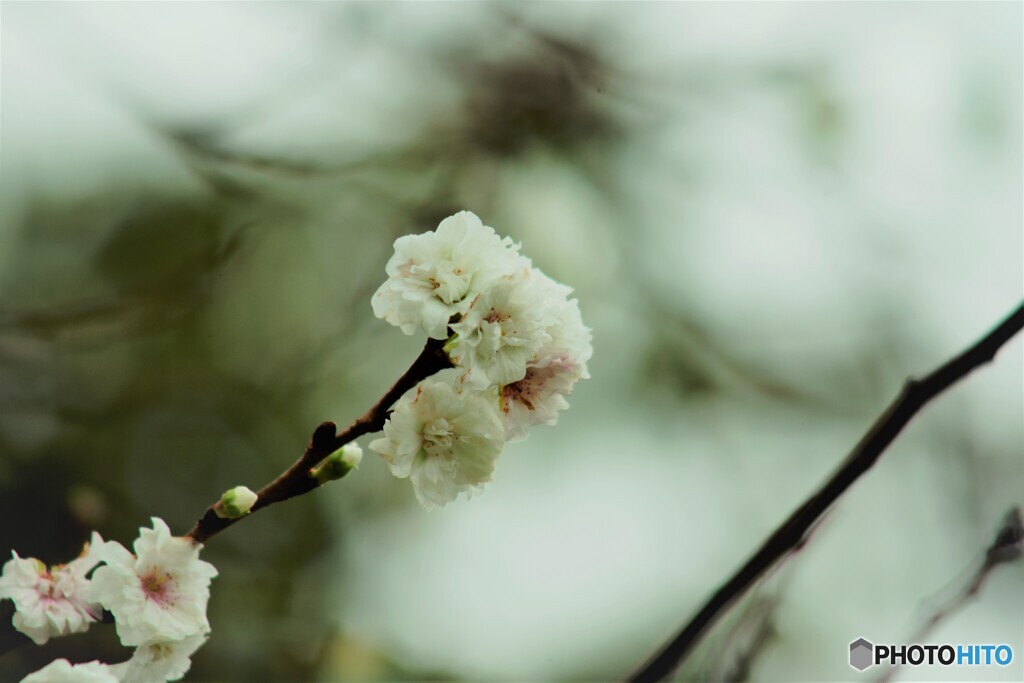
(874, 506), (1023, 683)
(628, 302), (1024, 683)
(185, 336), (452, 543)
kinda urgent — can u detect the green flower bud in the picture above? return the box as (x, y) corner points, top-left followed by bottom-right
(310, 444), (362, 485)
(216, 486), (258, 519)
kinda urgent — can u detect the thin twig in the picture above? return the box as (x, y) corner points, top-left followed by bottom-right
(628, 302), (1024, 683)
(709, 593), (781, 683)
(185, 336), (452, 543)
(874, 506), (1023, 683)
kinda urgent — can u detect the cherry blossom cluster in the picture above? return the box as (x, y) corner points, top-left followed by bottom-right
(0, 518), (217, 682)
(370, 210), (592, 508)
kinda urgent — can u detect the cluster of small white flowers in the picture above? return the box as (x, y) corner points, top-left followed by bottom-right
(371, 211), (592, 508)
(1, 518), (217, 683)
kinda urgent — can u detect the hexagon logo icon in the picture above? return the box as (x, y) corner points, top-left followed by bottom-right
(849, 638), (874, 671)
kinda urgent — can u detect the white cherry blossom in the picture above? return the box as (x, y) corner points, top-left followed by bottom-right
(87, 518), (217, 647)
(497, 269), (592, 440)
(500, 352), (581, 441)
(21, 659), (118, 683)
(543, 289), (593, 382)
(369, 373), (505, 508)
(0, 535), (104, 645)
(447, 270), (555, 386)
(111, 632), (208, 683)
(371, 211), (527, 339)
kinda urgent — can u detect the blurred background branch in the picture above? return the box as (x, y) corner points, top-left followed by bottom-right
(876, 506), (1023, 683)
(629, 304), (1024, 683)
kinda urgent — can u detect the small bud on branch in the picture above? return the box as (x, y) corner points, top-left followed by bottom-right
(215, 487), (258, 519)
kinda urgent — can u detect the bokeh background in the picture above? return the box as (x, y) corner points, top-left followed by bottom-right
(1, 2), (1021, 681)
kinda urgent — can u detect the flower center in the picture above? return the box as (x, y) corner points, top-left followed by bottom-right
(501, 363), (565, 412)
(423, 418), (455, 456)
(426, 261), (470, 305)
(502, 375), (536, 411)
(139, 569), (175, 605)
(148, 642), (174, 661)
(484, 308), (509, 325)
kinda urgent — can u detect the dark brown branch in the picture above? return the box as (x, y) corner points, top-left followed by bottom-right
(874, 506), (1022, 683)
(628, 302), (1024, 683)
(185, 336), (452, 544)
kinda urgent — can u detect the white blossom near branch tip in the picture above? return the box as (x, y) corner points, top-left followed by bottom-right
(501, 281), (592, 441)
(0, 535), (104, 645)
(500, 353), (579, 441)
(21, 659), (118, 683)
(371, 211), (528, 339)
(447, 269), (556, 386)
(370, 371), (505, 508)
(86, 518), (217, 647)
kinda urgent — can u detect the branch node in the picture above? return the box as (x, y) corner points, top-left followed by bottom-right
(986, 507), (1023, 566)
(312, 421), (338, 450)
